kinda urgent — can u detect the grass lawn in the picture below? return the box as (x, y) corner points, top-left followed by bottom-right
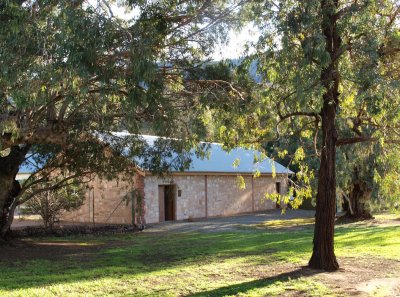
(1, 213), (399, 297)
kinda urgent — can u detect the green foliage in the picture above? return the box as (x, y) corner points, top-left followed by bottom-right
(373, 149), (400, 209)
(233, 158), (240, 168)
(335, 140), (400, 213)
(0, 0), (240, 160)
(236, 175), (246, 189)
(0, 1), (246, 228)
(201, 0), (400, 212)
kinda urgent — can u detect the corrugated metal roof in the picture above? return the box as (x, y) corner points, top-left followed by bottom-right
(138, 134), (293, 175)
(18, 133), (294, 175)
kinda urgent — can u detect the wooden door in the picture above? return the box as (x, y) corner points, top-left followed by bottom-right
(158, 186), (165, 222)
(275, 182), (281, 209)
(164, 185), (175, 221)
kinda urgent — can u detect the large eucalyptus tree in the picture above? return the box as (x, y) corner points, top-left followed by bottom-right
(0, 0), (245, 238)
(203, 0), (399, 271)
(247, 0), (400, 271)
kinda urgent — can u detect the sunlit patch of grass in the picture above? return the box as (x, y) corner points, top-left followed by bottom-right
(335, 225), (400, 260)
(33, 241), (98, 247)
(13, 214), (41, 221)
(283, 279), (336, 297)
(0, 215), (399, 296)
(190, 277), (335, 297)
(246, 217), (315, 230)
(373, 212), (400, 222)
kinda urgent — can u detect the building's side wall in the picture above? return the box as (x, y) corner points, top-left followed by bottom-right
(206, 175), (252, 217)
(144, 174), (289, 223)
(174, 175), (206, 220)
(143, 175), (206, 223)
(143, 175), (162, 224)
(61, 174), (144, 225)
(253, 176), (277, 211)
(61, 173), (289, 225)
(252, 176), (288, 210)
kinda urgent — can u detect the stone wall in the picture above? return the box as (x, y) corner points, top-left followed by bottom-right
(259, 176), (289, 209)
(254, 176), (276, 211)
(143, 175), (207, 223)
(144, 174), (289, 223)
(206, 175), (253, 217)
(61, 174), (144, 225)
(175, 175), (206, 220)
(62, 172), (289, 225)
(142, 175), (161, 224)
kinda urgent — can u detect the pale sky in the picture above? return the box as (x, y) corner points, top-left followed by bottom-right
(212, 24), (259, 60)
(89, 0), (258, 60)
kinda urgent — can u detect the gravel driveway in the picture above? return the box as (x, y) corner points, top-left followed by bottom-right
(145, 209), (315, 233)
(12, 209), (315, 233)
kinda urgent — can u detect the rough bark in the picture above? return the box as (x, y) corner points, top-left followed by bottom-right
(0, 145), (29, 238)
(309, 99), (340, 271)
(1, 200), (19, 237)
(308, 0), (341, 271)
(0, 177), (16, 232)
(344, 180), (373, 221)
(1, 125), (68, 150)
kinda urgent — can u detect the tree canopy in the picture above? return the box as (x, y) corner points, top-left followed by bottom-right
(1, 0), (399, 273)
(200, 0), (400, 270)
(0, 0), (245, 236)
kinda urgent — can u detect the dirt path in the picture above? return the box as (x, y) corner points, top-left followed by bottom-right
(318, 257), (400, 296)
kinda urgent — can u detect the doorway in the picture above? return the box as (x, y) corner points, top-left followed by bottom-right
(275, 182), (281, 209)
(158, 185), (176, 222)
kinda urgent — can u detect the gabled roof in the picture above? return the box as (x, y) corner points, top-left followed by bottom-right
(136, 134), (293, 175)
(18, 133), (293, 175)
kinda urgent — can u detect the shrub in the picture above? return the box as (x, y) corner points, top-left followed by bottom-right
(23, 180), (85, 229)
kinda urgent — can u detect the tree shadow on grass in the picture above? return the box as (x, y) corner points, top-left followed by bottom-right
(0, 232), (313, 291)
(0, 225), (397, 292)
(185, 266), (322, 297)
(0, 239), (111, 262)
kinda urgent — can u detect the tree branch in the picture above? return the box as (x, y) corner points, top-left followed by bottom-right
(334, 3), (364, 21)
(278, 111), (320, 122)
(336, 137), (400, 146)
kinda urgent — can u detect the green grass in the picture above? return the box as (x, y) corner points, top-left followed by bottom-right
(250, 217), (316, 229)
(373, 212), (400, 221)
(1, 216), (399, 296)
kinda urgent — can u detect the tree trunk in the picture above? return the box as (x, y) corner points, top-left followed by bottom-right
(308, 0), (341, 271)
(0, 146), (29, 238)
(343, 168), (373, 220)
(1, 200), (19, 237)
(309, 99), (339, 271)
(0, 175), (16, 236)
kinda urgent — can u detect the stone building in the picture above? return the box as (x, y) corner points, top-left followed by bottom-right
(20, 135), (292, 225)
(60, 135), (293, 225)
